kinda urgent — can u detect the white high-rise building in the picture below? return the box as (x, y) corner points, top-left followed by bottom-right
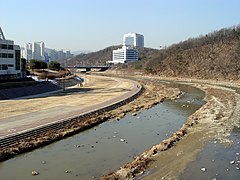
(0, 27), (23, 79)
(21, 43), (33, 61)
(110, 45), (139, 64)
(123, 33), (144, 47)
(25, 43), (32, 61)
(32, 41), (45, 60)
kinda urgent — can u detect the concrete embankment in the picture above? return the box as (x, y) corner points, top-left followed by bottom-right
(0, 81), (61, 100)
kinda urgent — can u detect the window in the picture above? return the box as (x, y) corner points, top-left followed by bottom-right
(0, 44), (8, 49)
(15, 50), (21, 70)
(2, 64), (8, 70)
(8, 64), (14, 67)
(8, 45), (14, 50)
(2, 53), (8, 58)
(8, 54), (14, 58)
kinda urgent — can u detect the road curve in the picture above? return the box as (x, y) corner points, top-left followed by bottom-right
(0, 75), (142, 148)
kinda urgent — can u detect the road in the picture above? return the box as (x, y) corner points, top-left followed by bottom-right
(0, 75), (141, 138)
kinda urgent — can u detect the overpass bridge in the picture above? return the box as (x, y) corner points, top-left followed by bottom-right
(67, 66), (111, 72)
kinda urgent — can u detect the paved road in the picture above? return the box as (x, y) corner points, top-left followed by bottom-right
(0, 75), (141, 138)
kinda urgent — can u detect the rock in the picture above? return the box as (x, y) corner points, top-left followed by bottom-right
(91, 145), (95, 148)
(230, 160), (235, 164)
(236, 152), (240, 156)
(236, 167), (240, 170)
(120, 139), (125, 142)
(132, 113), (137, 116)
(65, 170), (70, 173)
(41, 161), (46, 164)
(32, 171), (39, 176)
(201, 167), (206, 172)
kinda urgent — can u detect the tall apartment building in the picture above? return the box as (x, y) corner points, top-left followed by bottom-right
(32, 41), (45, 60)
(111, 45), (139, 64)
(123, 33), (144, 47)
(0, 27), (23, 80)
(21, 41), (74, 62)
(21, 43), (33, 61)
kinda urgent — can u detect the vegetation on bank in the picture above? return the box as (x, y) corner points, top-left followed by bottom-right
(60, 45), (159, 66)
(29, 59), (61, 71)
(60, 24), (240, 80)
(27, 59), (71, 80)
(117, 25), (240, 80)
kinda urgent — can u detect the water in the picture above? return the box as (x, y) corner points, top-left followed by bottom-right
(180, 128), (240, 180)
(0, 83), (205, 180)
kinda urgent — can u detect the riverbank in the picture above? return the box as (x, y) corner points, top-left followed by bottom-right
(0, 76), (181, 162)
(100, 72), (240, 179)
(143, 81), (240, 179)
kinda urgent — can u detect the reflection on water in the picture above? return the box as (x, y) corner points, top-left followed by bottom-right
(0, 83), (205, 180)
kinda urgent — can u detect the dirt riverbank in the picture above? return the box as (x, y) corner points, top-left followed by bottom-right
(101, 73), (240, 180)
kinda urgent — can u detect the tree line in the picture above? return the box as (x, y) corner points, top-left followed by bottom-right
(29, 59), (61, 71)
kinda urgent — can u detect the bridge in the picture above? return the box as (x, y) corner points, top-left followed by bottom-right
(67, 66), (111, 72)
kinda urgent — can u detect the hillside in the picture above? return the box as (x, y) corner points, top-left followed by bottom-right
(117, 25), (240, 80)
(61, 45), (159, 67)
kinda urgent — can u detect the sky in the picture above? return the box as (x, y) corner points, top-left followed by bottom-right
(1, 0), (240, 52)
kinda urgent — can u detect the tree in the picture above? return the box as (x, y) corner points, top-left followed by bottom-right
(48, 61), (61, 71)
(21, 58), (27, 71)
(29, 59), (47, 70)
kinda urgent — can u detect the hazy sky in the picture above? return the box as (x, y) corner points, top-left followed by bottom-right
(1, 0), (239, 52)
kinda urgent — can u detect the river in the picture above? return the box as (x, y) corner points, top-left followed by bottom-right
(0, 82), (205, 179)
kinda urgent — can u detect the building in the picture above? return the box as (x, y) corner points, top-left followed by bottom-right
(21, 42), (74, 62)
(123, 32), (144, 47)
(110, 45), (139, 64)
(32, 41), (45, 60)
(49, 49), (58, 61)
(66, 50), (73, 59)
(25, 43), (33, 60)
(0, 27), (23, 80)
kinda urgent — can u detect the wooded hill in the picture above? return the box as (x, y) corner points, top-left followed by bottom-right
(61, 45), (159, 66)
(118, 25), (240, 80)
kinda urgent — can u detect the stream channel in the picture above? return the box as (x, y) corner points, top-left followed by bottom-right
(0, 81), (206, 179)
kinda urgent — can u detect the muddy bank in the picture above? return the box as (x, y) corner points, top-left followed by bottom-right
(0, 80), (181, 162)
(101, 76), (240, 180)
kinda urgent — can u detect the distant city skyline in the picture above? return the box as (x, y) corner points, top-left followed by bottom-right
(1, 0), (239, 51)
(21, 41), (74, 62)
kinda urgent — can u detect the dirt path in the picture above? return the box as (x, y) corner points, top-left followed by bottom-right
(0, 75), (135, 137)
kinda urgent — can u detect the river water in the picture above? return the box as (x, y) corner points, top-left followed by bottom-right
(180, 128), (240, 180)
(0, 82), (205, 179)
(180, 84), (240, 180)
